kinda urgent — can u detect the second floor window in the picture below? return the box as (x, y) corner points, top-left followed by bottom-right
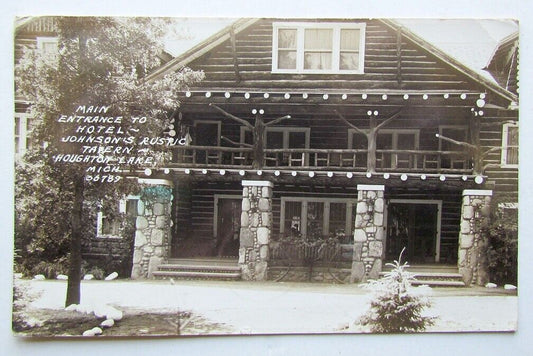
(502, 123), (518, 167)
(272, 22), (366, 74)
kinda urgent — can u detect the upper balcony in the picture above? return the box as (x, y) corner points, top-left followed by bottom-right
(168, 145), (474, 175)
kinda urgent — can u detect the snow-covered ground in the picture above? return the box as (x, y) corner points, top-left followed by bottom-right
(18, 278), (517, 334)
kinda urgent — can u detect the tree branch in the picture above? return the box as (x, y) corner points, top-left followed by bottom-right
(375, 110), (402, 131)
(334, 110), (367, 136)
(481, 146), (501, 158)
(221, 136), (253, 148)
(435, 133), (477, 150)
(209, 103), (253, 129)
(264, 115), (291, 127)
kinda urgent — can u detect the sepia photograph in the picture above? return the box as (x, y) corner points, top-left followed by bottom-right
(12, 11), (520, 343)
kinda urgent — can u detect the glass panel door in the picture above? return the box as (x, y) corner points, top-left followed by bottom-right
(288, 131), (307, 166)
(306, 201), (324, 239)
(377, 133), (393, 169)
(440, 127), (468, 169)
(396, 133), (417, 169)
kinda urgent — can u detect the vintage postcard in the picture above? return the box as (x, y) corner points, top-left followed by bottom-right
(13, 15), (518, 338)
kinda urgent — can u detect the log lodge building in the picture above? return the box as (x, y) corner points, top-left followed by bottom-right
(16, 18), (519, 286)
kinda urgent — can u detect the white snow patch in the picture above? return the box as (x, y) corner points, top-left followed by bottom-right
(485, 283), (498, 288)
(64, 304), (78, 311)
(91, 327), (103, 335)
(100, 319), (114, 328)
(56, 274), (68, 280)
(504, 284), (517, 290)
(82, 329), (96, 337)
(23, 279), (518, 334)
(104, 272), (118, 281)
(33, 274), (45, 280)
(83, 274), (94, 280)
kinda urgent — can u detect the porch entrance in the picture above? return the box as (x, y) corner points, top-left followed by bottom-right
(385, 200), (442, 263)
(214, 197), (241, 257)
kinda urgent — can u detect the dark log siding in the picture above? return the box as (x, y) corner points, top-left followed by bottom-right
(172, 180), (462, 263)
(480, 109), (519, 201)
(186, 19), (485, 92)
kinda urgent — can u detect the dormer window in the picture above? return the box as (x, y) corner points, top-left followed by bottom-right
(272, 22), (365, 74)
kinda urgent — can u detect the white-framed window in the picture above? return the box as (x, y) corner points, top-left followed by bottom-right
(280, 197), (356, 242)
(501, 122), (518, 167)
(15, 113), (33, 158)
(96, 196), (139, 238)
(272, 22), (366, 74)
(36, 37), (58, 57)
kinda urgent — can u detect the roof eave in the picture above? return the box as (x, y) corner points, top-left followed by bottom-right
(379, 19), (518, 105)
(145, 18), (261, 83)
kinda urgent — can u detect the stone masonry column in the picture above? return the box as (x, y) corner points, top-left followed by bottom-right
(239, 180), (273, 281)
(131, 179), (173, 279)
(458, 189), (492, 286)
(351, 184), (386, 283)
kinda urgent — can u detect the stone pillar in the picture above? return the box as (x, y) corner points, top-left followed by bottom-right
(239, 180), (273, 281)
(131, 179), (173, 279)
(351, 184), (386, 283)
(458, 189), (492, 286)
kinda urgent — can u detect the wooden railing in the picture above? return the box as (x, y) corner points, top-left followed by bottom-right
(171, 145), (254, 168)
(169, 145), (473, 174)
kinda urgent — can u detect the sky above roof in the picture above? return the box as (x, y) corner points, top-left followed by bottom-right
(163, 18), (518, 83)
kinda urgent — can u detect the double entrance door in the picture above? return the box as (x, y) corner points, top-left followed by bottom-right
(385, 200), (441, 263)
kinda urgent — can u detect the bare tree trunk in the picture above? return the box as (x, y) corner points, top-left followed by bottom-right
(65, 174), (84, 306)
(252, 115), (265, 169)
(367, 117), (377, 173)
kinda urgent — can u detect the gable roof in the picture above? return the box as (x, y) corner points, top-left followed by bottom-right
(380, 19), (517, 104)
(486, 31), (519, 69)
(147, 18), (260, 82)
(148, 18), (518, 105)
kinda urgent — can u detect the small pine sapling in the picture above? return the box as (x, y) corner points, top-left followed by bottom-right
(359, 248), (435, 333)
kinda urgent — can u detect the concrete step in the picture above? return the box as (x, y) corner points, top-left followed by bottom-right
(166, 258), (239, 266)
(158, 264), (240, 273)
(155, 258), (241, 281)
(152, 270), (241, 280)
(379, 265), (465, 287)
(411, 280), (466, 287)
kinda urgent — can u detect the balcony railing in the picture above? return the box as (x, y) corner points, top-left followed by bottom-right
(169, 145), (473, 174)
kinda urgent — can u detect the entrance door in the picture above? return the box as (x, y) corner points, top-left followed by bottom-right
(386, 201), (440, 263)
(215, 198), (241, 257)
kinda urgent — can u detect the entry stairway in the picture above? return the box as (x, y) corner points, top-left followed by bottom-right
(379, 264), (465, 287)
(152, 258), (241, 281)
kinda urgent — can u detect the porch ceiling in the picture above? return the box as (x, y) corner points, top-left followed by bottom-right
(137, 167), (484, 190)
